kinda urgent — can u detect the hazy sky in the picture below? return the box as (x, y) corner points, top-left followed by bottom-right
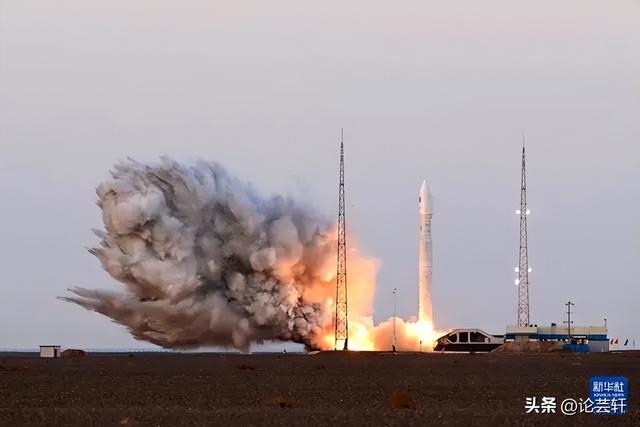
(1, 1), (638, 350)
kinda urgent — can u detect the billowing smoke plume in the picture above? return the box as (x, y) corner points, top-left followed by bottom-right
(63, 158), (339, 351)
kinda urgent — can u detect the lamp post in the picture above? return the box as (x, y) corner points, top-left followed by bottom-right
(393, 288), (397, 352)
(564, 301), (574, 343)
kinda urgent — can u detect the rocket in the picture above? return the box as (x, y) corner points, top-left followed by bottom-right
(419, 180), (434, 324)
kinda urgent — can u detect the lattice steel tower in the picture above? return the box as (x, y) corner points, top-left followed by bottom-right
(515, 140), (531, 327)
(335, 129), (349, 351)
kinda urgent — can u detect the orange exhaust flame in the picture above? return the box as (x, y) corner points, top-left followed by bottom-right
(311, 231), (444, 352)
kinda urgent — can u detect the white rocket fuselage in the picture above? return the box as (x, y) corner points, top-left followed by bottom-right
(419, 181), (434, 324)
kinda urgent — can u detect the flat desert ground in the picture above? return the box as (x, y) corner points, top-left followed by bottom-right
(1, 351), (638, 426)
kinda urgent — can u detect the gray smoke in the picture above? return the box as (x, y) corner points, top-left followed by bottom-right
(62, 158), (336, 351)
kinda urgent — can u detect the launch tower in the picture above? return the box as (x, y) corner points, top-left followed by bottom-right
(515, 141), (531, 327)
(335, 130), (349, 351)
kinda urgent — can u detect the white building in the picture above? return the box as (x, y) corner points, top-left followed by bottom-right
(39, 345), (61, 358)
(505, 325), (609, 352)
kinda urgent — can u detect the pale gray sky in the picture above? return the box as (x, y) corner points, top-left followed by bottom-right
(1, 1), (638, 349)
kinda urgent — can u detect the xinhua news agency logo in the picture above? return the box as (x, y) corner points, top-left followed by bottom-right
(525, 376), (628, 416)
(590, 377), (628, 415)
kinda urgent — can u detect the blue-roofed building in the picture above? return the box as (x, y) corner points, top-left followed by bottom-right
(505, 325), (609, 352)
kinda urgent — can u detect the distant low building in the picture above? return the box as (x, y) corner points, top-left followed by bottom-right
(39, 345), (61, 358)
(505, 325), (609, 352)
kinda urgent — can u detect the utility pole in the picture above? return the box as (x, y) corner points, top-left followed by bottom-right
(393, 287), (397, 351)
(515, 139), (532, 327)
(334, 129), (349, 351)
(564, 301), (574, 342)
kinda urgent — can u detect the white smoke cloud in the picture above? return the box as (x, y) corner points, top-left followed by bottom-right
(62, 158), (337, 352)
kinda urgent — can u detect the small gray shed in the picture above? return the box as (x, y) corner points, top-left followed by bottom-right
(39, 345), (61, 358)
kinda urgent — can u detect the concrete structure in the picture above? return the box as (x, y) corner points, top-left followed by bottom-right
(418, 180), (433, 324)
(505, 325), (609, 352)
(39, 345), (61, 358)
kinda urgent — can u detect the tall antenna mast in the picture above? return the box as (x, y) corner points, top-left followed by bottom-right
(564, 301), (574, 341)
(515, 137), (531, 326)
(335, 129), (349, 351)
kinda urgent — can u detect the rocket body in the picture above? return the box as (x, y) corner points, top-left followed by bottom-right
(419, 181), (434, 324)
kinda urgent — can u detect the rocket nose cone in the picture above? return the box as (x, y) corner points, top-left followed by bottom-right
(419, 180), (432, 214)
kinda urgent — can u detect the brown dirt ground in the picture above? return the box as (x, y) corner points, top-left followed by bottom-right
(1, 351), (638, 426)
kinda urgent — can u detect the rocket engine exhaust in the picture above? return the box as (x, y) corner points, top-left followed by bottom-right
(62, 158), (342, 351)
(63, 158), (441, 352)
